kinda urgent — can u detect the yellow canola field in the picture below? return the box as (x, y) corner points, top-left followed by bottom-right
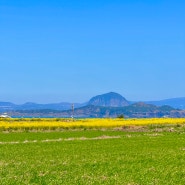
(0, 118), (185, 130)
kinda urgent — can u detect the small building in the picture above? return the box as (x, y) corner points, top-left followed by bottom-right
(0, 113), (11, 118)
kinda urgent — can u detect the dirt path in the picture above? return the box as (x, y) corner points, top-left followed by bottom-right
(0, 135), (121, 145)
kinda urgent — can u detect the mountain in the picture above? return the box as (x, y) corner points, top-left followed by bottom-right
(88, 92), (129, 107)
(145, 97), (185, 109)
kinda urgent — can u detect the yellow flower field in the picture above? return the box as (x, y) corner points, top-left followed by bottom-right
(0, 118), (185, 130)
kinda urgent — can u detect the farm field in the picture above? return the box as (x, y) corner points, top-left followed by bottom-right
(0, 118), (185, 184)
(0, 118), (185, 131)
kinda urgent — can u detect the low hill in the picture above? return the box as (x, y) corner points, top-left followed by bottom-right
(63, 103), (182, 118)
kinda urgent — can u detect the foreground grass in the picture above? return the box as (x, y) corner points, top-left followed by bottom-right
(0, 129), (185, 184)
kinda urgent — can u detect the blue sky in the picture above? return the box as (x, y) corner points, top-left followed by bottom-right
(0, 0), (185, 103)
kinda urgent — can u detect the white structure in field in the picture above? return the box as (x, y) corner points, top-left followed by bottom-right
(0, 113), (11, 118)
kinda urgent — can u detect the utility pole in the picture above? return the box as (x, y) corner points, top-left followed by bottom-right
(71, 104), (74, 119)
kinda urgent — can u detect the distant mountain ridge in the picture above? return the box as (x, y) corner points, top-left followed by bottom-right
(0, 101), (86, 112)
(0, 92), (185, 118)
(145, 97), (185, 109)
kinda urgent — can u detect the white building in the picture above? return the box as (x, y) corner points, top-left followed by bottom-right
(0, 113), (11, 118)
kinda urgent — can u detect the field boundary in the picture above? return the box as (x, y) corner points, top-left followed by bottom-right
(0, 135), (121, 145)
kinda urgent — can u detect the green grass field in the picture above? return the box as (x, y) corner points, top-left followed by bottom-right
(0, 129), (185, 184)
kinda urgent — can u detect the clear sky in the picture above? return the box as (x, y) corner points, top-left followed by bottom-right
(0, 0), (185, 104)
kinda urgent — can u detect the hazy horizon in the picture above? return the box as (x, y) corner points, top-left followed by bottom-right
(1, 0), (185, 104)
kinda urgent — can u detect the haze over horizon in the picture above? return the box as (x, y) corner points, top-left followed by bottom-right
(1, 0), (185, 104)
